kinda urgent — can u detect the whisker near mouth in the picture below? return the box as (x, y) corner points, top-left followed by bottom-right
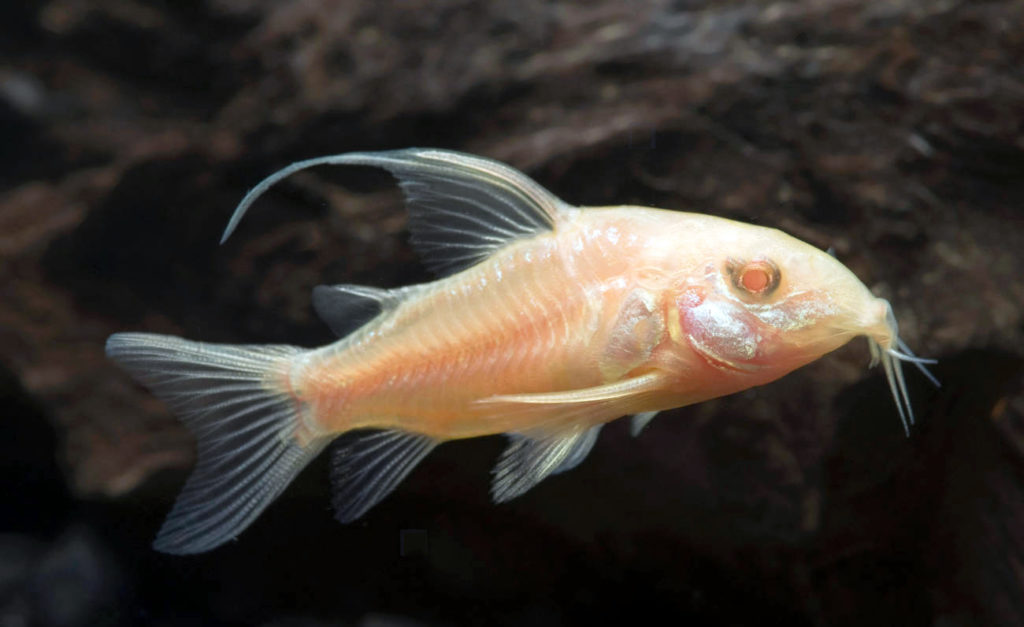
(868, 300), (940, 435)
(868, 337), (939, 437)
(872, 340), (913, 436)
(893, 338), (941, 387)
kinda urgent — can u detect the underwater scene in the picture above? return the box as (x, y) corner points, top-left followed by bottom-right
(2, 1), (1023, 625)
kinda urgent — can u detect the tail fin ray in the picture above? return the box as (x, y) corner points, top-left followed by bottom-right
(105, 332), (327, 555)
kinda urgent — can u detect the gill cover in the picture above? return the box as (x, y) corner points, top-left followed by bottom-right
(682, 295), (764, 372)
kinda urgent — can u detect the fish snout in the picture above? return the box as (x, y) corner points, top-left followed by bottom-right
(864, 298), (899, 351)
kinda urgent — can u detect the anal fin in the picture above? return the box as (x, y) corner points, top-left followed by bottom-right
(330, 429), (438, 522)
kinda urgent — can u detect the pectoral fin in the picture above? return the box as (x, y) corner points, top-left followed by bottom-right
(483, 373), (664, 502)
(630, 411), (659, 436)
(480, 372), (664, 407)
(492, 425), (603, 503)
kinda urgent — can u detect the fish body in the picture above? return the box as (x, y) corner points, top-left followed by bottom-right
(304, 207), (860, 438)
(106, 149), (935, 554)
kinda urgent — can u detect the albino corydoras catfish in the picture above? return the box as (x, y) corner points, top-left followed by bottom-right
(105, 148), (937, 554)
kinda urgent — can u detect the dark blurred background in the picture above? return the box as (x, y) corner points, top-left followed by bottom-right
(2, 0), (1024, 625)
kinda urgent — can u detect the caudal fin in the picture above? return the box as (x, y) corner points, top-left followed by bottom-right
(105, 332), (328, 554)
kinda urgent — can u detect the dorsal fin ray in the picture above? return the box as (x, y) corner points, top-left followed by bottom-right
(223, 148), (567, 276)
(311, 284), (413, 337)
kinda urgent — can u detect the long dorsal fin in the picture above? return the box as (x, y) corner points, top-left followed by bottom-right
(311, 284), (409, 337)
(223, 148), (567, 276)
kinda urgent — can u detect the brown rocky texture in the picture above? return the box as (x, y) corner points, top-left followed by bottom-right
(2, 0), (1023, 624)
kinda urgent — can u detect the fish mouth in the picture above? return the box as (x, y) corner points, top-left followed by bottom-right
(867, 299), (940, 435)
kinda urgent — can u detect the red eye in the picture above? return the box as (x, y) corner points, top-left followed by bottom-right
(730, 260), (779, 296)
(741, 267), (770, 292)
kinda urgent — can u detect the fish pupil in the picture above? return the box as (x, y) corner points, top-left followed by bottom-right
(741, 267), (770, 292)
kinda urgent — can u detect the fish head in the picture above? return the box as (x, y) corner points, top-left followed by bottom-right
(671, 222), (868, 371)
(667, 217), (936, 432)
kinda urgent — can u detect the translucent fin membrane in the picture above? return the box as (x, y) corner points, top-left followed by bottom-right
(105, 332), (326, 554)
(222, 149), (564, 277)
